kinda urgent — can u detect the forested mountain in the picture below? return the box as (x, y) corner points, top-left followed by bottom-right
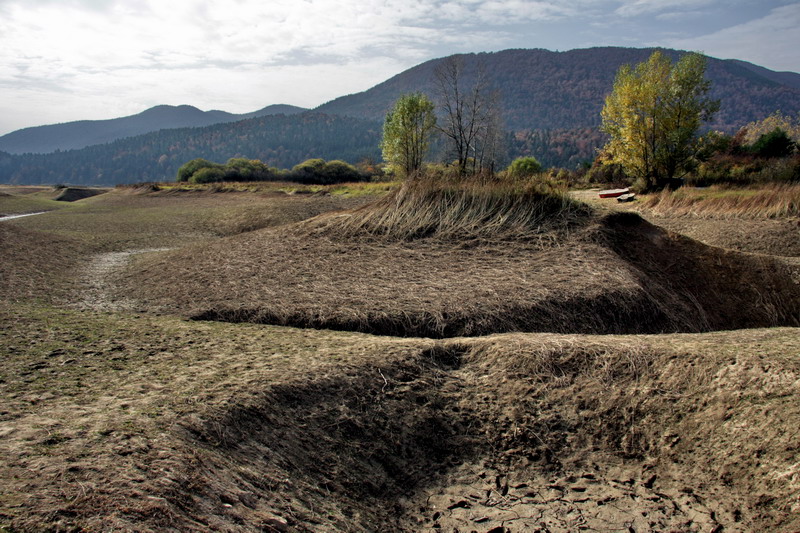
(728, 60), (800, 91)
(2, 47), (799, 185)
(0, 104), (307, 154)
(316, 47), (800, 133)
(0, 113), (380, 185)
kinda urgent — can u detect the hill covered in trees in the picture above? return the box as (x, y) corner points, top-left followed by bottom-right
(317, 47), (800, 133)
(0, 113), (380, 186)
(0, 104), (307, 155)
(2, 47), (799, 185)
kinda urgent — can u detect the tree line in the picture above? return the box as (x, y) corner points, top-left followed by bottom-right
(2, 50), (795, 189)
(383, 50), (797, 192)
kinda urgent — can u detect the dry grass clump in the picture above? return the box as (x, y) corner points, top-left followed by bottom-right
(302, 176), (592, 242)
(641, 183), (800, 218)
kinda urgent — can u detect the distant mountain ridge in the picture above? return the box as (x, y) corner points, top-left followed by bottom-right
(315, 47), (800, 133)
(2, 46), (800, 185)
(0, 103), (307, 154)
(0, 112), (382, 186)
(727, 60), (800, 90)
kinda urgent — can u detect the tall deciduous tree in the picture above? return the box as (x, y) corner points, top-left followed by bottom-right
(381, 92), (436, 178)
(601, 51), (719, 191)
(435, 56), (501, 177)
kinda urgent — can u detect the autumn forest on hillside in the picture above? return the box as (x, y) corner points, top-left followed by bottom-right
(1, 47), (799, 187)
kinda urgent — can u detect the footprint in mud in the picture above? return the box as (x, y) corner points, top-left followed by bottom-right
(408, 463), (729, 532)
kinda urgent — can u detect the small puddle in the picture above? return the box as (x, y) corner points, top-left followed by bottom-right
(0, 211), (47, 221)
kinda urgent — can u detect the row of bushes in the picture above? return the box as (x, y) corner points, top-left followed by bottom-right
(174, 125), (796, 190)
(176, 157), (373, 185)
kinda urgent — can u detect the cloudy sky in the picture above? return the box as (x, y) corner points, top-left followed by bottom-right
(1, 0), (798, 135)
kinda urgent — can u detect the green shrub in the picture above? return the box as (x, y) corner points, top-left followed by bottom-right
(321, 160), (362, 182)
(177, 158), (220, 182)
(290, 158), (365, 184)
(189, 167), (226, 184)
(506, 157), (542, 179)
(751, 128), (796, 159)
(224, 158), (279, 181)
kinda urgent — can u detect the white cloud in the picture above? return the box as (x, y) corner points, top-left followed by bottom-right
(0, 0), (798, 134)
(665, 3), (800, 72)
(615, 0), (716, 17)
(474, 0), (575, 23)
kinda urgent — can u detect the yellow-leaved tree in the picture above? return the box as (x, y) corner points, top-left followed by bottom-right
(601, 51), (719, 191)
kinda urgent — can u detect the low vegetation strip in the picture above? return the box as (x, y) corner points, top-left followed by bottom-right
(641, 183), (800, 218)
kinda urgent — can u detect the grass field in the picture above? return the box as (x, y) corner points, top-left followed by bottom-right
(1, 182), (799, 532)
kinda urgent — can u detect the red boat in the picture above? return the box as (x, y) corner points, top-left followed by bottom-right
(598, 188), (630, 198)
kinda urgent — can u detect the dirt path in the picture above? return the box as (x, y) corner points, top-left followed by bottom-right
(73, 248), (170, 311)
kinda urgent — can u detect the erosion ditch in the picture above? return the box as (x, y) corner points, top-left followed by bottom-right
(164, 335), (800, 532)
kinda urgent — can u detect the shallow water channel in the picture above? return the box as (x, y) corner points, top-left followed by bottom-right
(0, 212), (47, 221)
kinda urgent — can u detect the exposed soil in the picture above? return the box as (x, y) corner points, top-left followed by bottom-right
(0, 223), (85, 302)
(2, 309), (797, 532)
(645, 215), (800, 258)
(74, 248), (172, 311)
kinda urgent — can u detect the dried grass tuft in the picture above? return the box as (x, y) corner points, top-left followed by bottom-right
(641, 183), (800, 219)
(301, 177), (592, 242)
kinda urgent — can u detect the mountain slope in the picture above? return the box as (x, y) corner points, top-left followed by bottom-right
(316, 47), (800, 132)
(727, 59), (800, 91)
(3, 47), (800, 185)
(0, 112), (381, 186)
(0, 104), (307, 155)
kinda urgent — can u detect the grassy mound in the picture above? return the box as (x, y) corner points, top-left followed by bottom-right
(117, 181), (800, 337)
(53, 187), (107, 202)
(302, 178), (591, 241)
